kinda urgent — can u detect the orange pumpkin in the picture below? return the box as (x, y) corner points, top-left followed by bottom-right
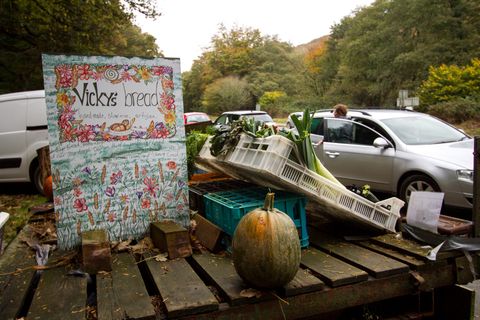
(232, 192), (301, 289)
(43, 175), (53, 201)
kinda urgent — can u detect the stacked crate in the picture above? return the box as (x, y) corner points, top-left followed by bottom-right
(203, 187), (309, 248)
(189, 179), (252, 215)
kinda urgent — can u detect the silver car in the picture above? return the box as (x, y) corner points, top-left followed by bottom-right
(306, 109), (473, 209)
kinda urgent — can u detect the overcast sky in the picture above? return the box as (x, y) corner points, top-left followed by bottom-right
(135, 0), (375, 72)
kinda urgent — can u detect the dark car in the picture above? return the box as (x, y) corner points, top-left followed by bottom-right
(213, 110), (276, 130)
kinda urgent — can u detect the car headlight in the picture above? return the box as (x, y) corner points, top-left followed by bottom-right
(457, 169), (473, 182)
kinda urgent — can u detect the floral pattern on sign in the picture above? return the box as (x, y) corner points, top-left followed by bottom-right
(54, 64), (177, 142)
(52, 158), (190, 248)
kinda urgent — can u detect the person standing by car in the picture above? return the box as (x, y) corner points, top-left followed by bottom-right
(333, 104), (348, 118)
(331, 104), (352, 143)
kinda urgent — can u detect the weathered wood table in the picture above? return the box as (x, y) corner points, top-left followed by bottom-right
(0, 215), (477, 320)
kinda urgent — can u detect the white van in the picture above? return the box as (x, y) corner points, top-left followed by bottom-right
(0, 90), (48, 193)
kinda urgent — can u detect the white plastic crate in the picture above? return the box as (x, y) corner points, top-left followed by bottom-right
(196, 134), (403, 233)
(195, 137), (246, 181)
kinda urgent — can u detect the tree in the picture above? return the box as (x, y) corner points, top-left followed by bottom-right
(182, 25), (304, 114)
(202, 76), (253, 114)
(0, 0), (161, 93)
(313, 0), (480, 106)
(207, 24), (265, 78)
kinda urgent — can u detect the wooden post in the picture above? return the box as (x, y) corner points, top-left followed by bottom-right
(82, 230), (112, 274)
(37, 146), (51, 184)
(473, 137), (479, 238)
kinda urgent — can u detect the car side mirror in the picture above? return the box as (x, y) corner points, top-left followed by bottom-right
(373, 137), (391, 149)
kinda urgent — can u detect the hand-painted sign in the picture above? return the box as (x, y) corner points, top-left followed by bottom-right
(42, 55), (189, 249)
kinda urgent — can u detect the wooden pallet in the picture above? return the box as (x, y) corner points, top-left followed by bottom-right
(0, 221), (476, 319)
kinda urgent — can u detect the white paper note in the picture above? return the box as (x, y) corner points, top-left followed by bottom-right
(406, 191), (444, 233)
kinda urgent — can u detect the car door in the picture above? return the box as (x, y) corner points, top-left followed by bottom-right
(0, 97), (27, 179)
(314, 118), (395, 192)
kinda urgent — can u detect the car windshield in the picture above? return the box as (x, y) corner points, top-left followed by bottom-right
(241, 114), (273, 122)
(381, 116), (467, 145)
(187, 114), (209, 123)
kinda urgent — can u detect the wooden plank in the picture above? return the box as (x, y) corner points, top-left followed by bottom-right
(189, 263), (458, 320)
(301, 247), (368, 287)
(146, 257), (219, 318)
(28, 258), (87, 320)
(371, 233), (459, 260)
(191, 252), (273, 306)
(282, 267), (325, 296)
(0, 226), (38, 319)
(97, 273), (124, 320)
(310, 233), (409, 278)
(100, 253), (155, 320)
(357, 241), (429, 270)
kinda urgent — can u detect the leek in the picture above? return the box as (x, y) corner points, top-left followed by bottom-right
(282, 109), (344, 187)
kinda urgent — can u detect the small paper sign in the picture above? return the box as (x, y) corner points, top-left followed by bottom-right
(406, 191), (444, 233)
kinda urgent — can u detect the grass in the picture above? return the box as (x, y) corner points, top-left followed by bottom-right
(457, 120), (480, 137)
(0, 183), (46, 247)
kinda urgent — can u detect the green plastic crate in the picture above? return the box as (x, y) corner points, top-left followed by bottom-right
(203, 188), (309, 248)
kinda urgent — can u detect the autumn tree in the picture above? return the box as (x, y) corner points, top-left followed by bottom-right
(183, 25), (304, 115)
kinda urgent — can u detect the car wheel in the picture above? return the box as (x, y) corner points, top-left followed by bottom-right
(399, 174), (440, 204)
(31, 161), (44, 195)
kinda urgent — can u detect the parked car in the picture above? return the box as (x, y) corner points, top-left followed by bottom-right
(213, 110), (276, 130)
(0, 90), (48, 193)
(306, 109), (473, 209)
(184, 112), (212, 133)
(285, 111), (303, 129)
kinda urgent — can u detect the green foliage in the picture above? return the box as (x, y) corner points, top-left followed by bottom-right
(259, 91), (286, 105)
(208, 24), (265, 77)
(426, 98), (480, 124)
(182, 25), (305, 115)
(418, 58), (480, 106)
(309, 0), (480, 106)
(0, 0), (161, 93)
(210, 118), (275, 157)
(258, 91), (288, 117)
(186, 131), (209, 179)
(202, 76), (253, 114)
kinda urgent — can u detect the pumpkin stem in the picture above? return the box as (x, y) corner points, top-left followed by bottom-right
(263, 192), (275, 211)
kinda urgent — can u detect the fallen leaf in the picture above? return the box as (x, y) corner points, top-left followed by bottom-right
(240, 288), (262, 298)
(154, 253), (168, 262)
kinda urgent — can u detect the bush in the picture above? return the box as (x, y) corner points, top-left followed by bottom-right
(426, 98), (480, 124)
(418, 58), (480, 106)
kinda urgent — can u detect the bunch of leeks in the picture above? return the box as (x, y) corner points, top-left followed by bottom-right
(282, 109), (344, 187)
